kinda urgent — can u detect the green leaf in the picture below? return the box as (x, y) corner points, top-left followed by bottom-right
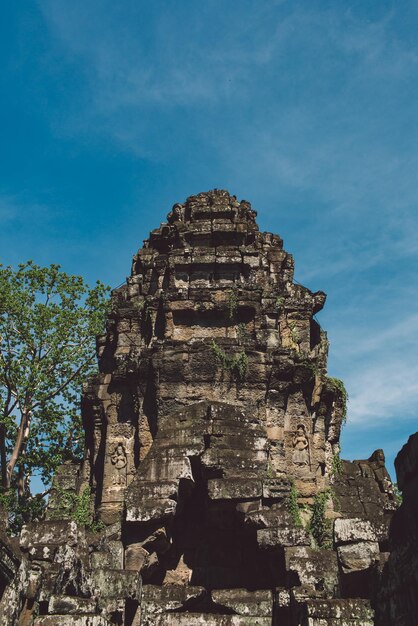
(0, 261), (110, 532)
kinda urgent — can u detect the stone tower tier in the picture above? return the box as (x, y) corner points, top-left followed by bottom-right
(0, 191), (398, 625)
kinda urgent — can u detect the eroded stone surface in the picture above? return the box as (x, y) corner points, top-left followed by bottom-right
(375, 431), (418, 626)
(0, 190), (402, 625)
(337, 541), (380, 574)
(334, 518), (376, 545)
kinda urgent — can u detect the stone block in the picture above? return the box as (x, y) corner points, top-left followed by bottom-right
(91, 568), (141, 600)
(243, 506), (288, 529)
(126, 498), (177, 522)
(257, 526), (310, 548)
(337, 541), (380, 573)
(105, 541), (124, 569)
(262, 477), (291, 499)
(207, 479), (262, 500)
(334, 518), (376, 545)
(142, 551), (160, 580)
(163, 555), (192, 585)
(302, 598), (374, 623)
(142, 583), (206, 607)
(28, 545), (57, 561)
(48, 595), (97, 614)
(140, 527), (171, 554)
(294, 478), (317, 498)
(91, 551), (113, 570)
(34, 614), (111, 626)
(211, 589), (272, 616)
(20, 521), (80, 551)
(124, 544), (149, 571)
(153, 616), (271, 626)
(285, 547), (338, 597)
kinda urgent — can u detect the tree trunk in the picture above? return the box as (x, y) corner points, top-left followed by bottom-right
(0, 424), (7, 489)
(17, 464), (25, 497)
(1, 389), (13, 489)
(7, 409), (31, 488)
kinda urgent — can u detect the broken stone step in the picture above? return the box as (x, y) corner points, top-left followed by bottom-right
(301, 598), (374, 623)
(48, 595), (97, 615)
(34, 618), (110, 626)
(208, 478), (262, 500)
(152, 615), (271, 626)
(257, 526), (310, 548)
(211, 588), (272, 616)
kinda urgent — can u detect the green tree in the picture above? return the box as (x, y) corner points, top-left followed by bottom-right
(0, 261), (109, 530)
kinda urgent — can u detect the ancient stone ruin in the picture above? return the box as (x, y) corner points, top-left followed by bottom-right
(375, 432), (418, 624)
(0, 189), (413, 625)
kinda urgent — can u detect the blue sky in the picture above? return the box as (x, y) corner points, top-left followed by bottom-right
(1, 0), (418, 479)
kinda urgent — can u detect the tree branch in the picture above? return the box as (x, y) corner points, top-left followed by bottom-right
(32, 354), (95, 409)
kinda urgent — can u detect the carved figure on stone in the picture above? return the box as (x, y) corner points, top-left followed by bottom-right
(106, 402), (118, 423)
(238, 200), (257, 222)
(292, 424), (309, 466)
(111, 442), (127, 485)
(167, 203), (184, 224)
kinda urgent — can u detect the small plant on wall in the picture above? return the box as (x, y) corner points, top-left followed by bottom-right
(286, 482), (303, 528)
(49, 486), (104, 532)
(327, 377), (349, 424)
(227, 286), (239, 319)
(289, 322), (302, 348)
(309, 488), (333, 548)
(331, 451), (343, 477)
(275, 295), (285, 311)
(211, 340), (248, 381)
(237, 322), (247, 344)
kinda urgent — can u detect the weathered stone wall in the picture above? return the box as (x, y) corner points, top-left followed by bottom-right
(0, 190), (403, 625)
(83, 190), (339, 526)
(375, 432), (418, 625)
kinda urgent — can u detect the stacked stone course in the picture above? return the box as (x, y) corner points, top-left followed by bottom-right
(0, 190), (404, 625)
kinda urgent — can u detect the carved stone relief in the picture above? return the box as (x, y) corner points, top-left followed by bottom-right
(102, 423), (135, 505)
(111, 443), (127, 486)
(292, 424), (310, 466)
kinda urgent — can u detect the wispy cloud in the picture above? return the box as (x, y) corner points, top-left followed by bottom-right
(0, 193), (50, 226)
(343, 313), (418, 358)
(38, 1), (263, 110)
(326, 307), (418, 428)
(0, 193), (21, 223)
(348, 357), (418, 424)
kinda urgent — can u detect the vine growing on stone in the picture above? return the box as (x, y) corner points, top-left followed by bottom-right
(227, 286), (239, 319)
(287, 482), (303, 528)
(233, 351), (248, 380)
(210, 340), (248, 381)
(309, 488), (333, 548)
(50, 486), (104, 532)
(275, 295), (285, 310)
(327, 377), (349, 423)
(237, 322), (247, 344)
(331, 452), (343, 476)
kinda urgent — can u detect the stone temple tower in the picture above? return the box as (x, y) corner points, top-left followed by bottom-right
(0, 190), (398, 625)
